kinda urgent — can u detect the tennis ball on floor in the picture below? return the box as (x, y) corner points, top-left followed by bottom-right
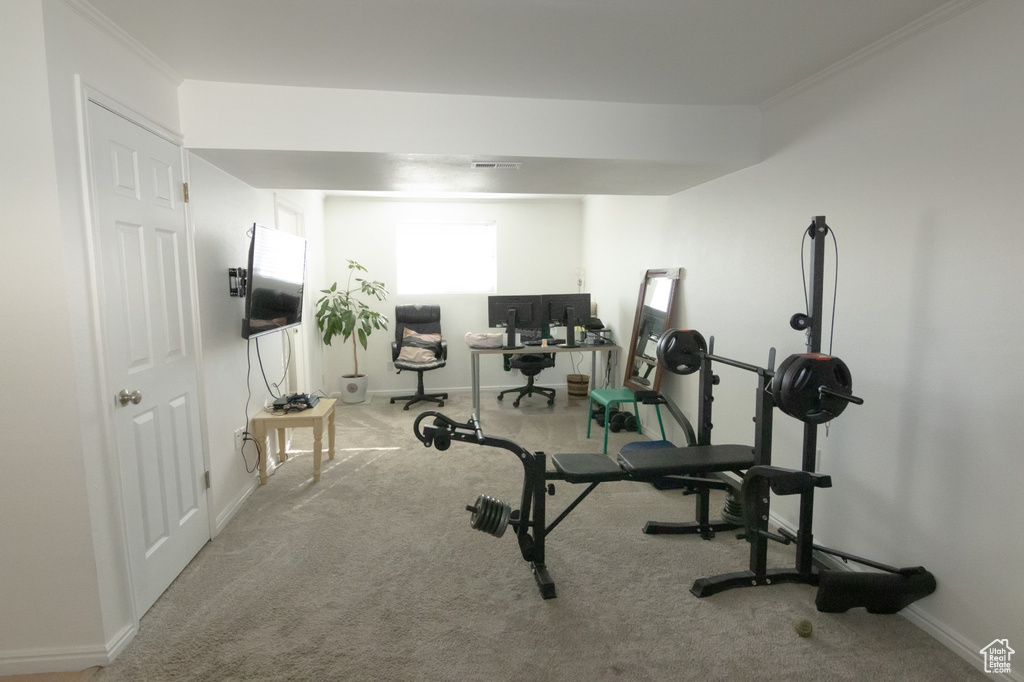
(794, 619), (814, 638)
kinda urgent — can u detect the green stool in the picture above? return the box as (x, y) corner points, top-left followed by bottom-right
(587, 388), (665, 454)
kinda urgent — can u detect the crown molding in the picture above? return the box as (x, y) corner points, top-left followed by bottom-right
(759, 0), (986, 111)
(60, 0), (183, 85)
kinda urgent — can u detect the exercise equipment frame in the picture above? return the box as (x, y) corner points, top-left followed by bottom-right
(414, 217), (934, 612)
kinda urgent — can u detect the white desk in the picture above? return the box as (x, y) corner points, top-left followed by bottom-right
(470, 343), (620, 420)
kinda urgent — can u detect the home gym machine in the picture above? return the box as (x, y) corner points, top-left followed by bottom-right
(413, 217), (935, 612)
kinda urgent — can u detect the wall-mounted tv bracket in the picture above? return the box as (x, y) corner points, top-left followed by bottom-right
(228, 267), (247, 297)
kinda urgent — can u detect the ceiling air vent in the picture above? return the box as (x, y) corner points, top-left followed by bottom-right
(472, 161), (521, 170)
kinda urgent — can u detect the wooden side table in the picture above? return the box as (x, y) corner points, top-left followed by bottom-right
(251, 398), (336, 484)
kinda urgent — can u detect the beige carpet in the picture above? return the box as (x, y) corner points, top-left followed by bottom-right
(94, 389), (982, 681)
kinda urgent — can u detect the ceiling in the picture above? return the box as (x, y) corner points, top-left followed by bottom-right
(88, 0), (958, 195)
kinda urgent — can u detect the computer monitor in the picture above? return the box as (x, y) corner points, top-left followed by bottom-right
(543, 293), (591, 347)
(487, 295), (541, 349)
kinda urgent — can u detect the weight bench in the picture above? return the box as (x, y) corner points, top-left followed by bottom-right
(555, 444), (754, 483)
(553, 445), (755, 542)
(415, 408), (757, 598)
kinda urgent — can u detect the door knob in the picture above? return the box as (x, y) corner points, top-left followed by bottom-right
(118, 389), (143, 406)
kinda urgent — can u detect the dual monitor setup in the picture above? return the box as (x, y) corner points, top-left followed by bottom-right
(487, 294), (591, 350)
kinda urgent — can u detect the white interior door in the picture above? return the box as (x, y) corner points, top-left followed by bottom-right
(87, 101), (210, 618)
(275, 198), (308, 394)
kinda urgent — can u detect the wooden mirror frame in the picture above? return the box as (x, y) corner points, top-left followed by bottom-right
(623, 267), (681, 393)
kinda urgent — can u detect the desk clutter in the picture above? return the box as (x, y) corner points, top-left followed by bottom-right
(270, 392), (320, 413)
(464, 332), (504, 348)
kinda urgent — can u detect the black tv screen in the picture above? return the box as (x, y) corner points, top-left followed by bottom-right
(241, 224), (307, 339)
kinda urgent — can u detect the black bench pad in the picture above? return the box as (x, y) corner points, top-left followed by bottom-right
(551, 453), (627, 483)
(617, 444), (755, 480)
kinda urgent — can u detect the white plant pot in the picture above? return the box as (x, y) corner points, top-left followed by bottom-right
(340, 374), (368, 403)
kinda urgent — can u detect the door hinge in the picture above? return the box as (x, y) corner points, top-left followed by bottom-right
(182, 182), (190, 203)
(204, 470), (211, 489)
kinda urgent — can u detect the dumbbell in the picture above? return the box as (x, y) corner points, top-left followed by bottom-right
(610, 411), (638, 432)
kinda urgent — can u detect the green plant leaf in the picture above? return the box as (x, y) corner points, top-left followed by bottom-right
(313, 262), (388, 367)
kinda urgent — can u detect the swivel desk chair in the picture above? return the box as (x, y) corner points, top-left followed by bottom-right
(497, 330), (556, 407)
(390, 304), (448, 410)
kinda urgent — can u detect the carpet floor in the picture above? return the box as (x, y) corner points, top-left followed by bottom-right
(94, 389), (982, 681)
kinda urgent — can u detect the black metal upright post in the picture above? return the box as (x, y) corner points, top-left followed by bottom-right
(691, 217), (833, 598)
(525, 451), (556, 598)
(696, 353), (715, 446)
(805, 216), (827, 356)
(796, 216), (829, 574)
(748, 353), (775, 578)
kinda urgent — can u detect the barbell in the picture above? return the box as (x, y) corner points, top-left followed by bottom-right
(656, 329), (862, 424)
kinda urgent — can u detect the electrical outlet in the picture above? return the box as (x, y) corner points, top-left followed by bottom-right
(234, 428), (244, 451)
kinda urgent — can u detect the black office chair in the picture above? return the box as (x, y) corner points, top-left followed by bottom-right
(390, 304), (448, 410)
(498, 351), (556, 407)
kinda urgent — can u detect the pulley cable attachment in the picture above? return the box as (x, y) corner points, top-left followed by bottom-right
(789, 313), (811, 331)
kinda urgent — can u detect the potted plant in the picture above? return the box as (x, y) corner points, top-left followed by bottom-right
(315, 260), (389, 403)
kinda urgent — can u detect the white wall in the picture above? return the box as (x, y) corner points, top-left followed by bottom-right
(583, 0), (1023, 672)
(188, 154), (327, 528)
(187, 155), (275, 528)
(1, 0), (189, 672)
(0, 0), (105, 666)
(580, 196), (675, 359)
(2, 1), (330, 671)
(39, 0), (187, 665)
(321, 198), (586, 394)
(180, 81), (760, 166)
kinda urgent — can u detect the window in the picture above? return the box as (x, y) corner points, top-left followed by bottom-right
(396, 222), (497, 294)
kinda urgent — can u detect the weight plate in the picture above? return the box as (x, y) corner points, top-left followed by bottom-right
(657, 329), (707, 375)
(774, 353), (853, 424)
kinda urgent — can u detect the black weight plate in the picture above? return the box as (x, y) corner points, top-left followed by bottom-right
(657, 329), (707, 375)
(774, 353), (853, 424)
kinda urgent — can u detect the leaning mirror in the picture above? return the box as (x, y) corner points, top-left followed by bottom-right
(623, 268), (680, 393)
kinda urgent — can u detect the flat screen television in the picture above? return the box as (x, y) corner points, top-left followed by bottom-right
(241, 224), (307, 339)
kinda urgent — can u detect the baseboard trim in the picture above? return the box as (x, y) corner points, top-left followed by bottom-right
(103, 622), (136, 667)
(0, 621), (137, 676)
(769, 512), (1018, 681)
(0, 644), (109, 676)
(214, 478), (258, 537)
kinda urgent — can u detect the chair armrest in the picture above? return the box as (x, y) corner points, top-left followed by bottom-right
(391, 341), (399, 362)
(439, 339), (448, 361)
